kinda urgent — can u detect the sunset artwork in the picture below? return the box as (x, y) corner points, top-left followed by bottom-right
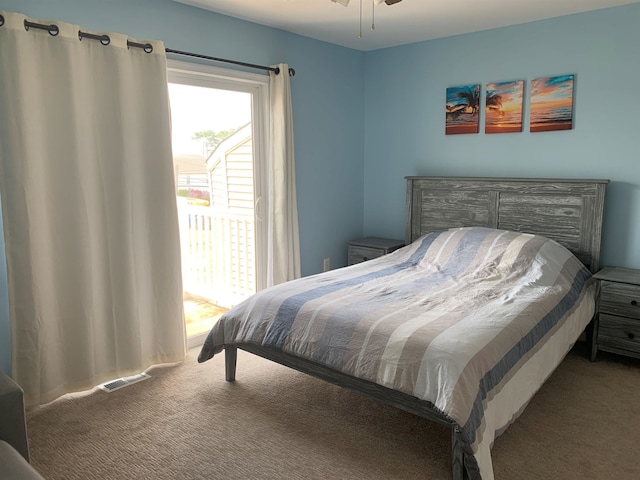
(485, 80), (524, 134)
(530, 74), (575, 132)
(445, 84), (480, 135)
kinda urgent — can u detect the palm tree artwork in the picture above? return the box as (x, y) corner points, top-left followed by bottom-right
(486, 92), (503, 111)
(485, 80), (524, 134)
(446, 84), (480, 135)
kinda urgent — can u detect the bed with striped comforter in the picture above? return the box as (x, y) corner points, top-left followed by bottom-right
(198, 226), (595, 479)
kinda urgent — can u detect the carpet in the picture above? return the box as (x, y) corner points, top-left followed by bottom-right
(26, 343), (640, 479)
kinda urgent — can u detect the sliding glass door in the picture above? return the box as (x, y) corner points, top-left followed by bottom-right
(167, 60), (269, 347)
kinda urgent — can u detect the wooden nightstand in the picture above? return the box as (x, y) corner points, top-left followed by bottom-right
(348, 237), (405, 266)
(591, 266), (640, 361)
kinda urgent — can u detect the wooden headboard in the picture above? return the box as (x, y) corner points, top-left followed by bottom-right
(405, 177), (608, 273)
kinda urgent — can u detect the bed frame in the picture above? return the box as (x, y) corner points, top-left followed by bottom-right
(224, 176), (609, 480)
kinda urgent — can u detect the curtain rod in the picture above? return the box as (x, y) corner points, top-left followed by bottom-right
(14, 18), (295, 76)
(165, 48), (295, 77)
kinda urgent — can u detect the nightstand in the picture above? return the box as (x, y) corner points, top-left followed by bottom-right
(348, 237), (405, 266)
(591, 266), (640, 361)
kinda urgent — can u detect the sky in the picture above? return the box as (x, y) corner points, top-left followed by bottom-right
(530, 74), (574, 109)
(168, 83), (252, 158)
(486, 80), (524, 112)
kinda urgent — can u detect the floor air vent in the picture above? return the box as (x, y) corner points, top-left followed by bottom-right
(100, 372), (150, 392)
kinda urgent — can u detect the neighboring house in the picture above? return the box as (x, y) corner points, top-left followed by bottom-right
(206, 122), (253, 216)
(173, 153), (210, 201)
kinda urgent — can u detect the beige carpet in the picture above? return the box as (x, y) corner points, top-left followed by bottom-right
(26, 344), (640, 480)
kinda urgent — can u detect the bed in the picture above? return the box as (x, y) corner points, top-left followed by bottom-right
(198, 176), (608, 480)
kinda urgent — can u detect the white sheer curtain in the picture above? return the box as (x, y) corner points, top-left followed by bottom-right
(0, 11), (186, 406)
(267, 64), (301, 287)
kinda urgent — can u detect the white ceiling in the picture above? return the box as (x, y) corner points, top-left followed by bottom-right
(173, 0), (638, 51)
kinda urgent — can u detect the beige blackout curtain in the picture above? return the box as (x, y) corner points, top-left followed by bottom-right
(267, 64), (301, 286)
(0, 11), (186, 406)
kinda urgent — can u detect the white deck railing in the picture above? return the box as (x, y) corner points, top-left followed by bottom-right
(178, 203), (255, 308)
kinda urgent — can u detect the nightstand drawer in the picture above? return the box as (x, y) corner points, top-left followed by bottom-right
(600, 281), (640, 319)
(598, 313), (640, 355)
(348, 246), (384, 265)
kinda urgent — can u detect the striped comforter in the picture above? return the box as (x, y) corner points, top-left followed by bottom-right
(198, 227), (595, 479)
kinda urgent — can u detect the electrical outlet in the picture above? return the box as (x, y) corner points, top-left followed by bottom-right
(323, 257), (330, 272)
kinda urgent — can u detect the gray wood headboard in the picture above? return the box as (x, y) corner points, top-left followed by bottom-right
(405, 177), (609, 273)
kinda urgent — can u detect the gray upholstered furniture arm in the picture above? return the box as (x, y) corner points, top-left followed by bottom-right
(0, 371), (30, 461)
(0, 440), (45, 480)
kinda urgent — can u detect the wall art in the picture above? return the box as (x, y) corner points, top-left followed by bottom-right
(485, 80), (524, 134)
(530, 74), (575, 132)
(445, 84), (480, 135)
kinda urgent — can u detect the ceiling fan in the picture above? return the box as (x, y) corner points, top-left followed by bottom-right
(332, 0), (403, 5)
(331, 0), (404, 37)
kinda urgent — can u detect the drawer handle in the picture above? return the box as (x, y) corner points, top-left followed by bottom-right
(628, 333), (636, 340)
(631, 300), (638, 307)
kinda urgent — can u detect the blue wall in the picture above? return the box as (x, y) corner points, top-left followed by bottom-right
(1, 1), (639, 375)
(363, 4), (640, 271)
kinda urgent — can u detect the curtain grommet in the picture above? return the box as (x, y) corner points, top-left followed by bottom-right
(24, 20), (59, 36)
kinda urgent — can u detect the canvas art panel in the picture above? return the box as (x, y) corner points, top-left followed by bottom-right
(485, 80), (524, 134)
(445, 84), (480, 135)
(530, 74), (575, 132)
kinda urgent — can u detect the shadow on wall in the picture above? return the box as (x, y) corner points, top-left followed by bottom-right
(600, 181), (638, 269)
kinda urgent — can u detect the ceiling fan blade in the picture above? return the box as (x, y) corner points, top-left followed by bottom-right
(333, 0), (402, 6)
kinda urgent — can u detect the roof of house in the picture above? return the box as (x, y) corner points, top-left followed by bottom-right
(173, 154), (208, 175)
